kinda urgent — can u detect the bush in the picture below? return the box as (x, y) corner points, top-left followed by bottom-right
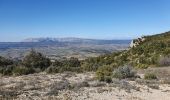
(158, 56), (170, 66)
(0, 65), (14, 75)
(0, 56), (13, 66)
(136, 63), (148, 69)
(105, 76), (112, 83)
(13, 66), (35, 75)
(22, 50), (51, 70)
(144, 73), (157, 80)
(61, 57), (80, 68)
(81, 62), (99, 72)
(67, 57), (80, 67)
(52, 60), (63, 67)
(112, 65), (135, 79)
(51, 58), (82, 73)
(96, 65), (113, 83)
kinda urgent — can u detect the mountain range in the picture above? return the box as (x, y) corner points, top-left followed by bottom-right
(22, 37), (131, 44)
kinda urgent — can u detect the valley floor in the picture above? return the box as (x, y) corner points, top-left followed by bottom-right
(0, 71), (170, 100)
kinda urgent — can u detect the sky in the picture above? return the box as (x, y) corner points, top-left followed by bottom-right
(0, 0), (170, 42)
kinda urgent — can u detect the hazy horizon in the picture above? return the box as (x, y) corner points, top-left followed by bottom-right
(0, 0), (170, 42)
(0, 37), (132, 42)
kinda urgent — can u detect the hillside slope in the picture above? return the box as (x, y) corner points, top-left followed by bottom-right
(82, 31), (170, 70)
(128, 31), (170, 68)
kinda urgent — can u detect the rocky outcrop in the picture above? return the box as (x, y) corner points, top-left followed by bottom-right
(130, 37), (145, 48)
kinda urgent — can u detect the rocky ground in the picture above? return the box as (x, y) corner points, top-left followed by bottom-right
(0, 70), (170, 100)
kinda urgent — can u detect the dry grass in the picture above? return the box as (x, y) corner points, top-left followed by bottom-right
(0, 71), (170, 100)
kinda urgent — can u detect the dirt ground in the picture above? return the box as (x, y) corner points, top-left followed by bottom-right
(0, 68), (170, 100)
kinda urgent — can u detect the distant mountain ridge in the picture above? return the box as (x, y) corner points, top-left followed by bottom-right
(0, 38), (131, 50)
(22, 37), (131, 45)
(23, 37), (92, 42)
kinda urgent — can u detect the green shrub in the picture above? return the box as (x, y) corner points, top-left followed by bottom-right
(144, 73), (157, 80)
(96, 65), (113, 83)
(13, 66), (35, 75)
(51, 58), (82, 73)
(22, 50), (51, 70)
(112, 65), (135, 79)
(105, 76), (112, 83)
(136, 63), (148, 69)
(163, 48), (170, 55)
(52, 60), (63, 67)
(0, 65), (14, 75)
(0, 56), (13, 66)
(67, 57), (81, 68)
(81, 62), (99, 72)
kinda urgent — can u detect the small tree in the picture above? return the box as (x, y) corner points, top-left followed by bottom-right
(96, 65), (113, 83)
(0, 65), (14, 75)
(0, 56), (13, 66)
(22, 49), (51, 70)
(67, 57), (80, 67)
(13, 66), (35, 75)
(113, 65), (135, 79)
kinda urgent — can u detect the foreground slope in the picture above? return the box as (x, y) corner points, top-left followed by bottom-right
(0, 71), (170, 100)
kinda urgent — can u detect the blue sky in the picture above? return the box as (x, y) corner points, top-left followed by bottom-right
(0, 0), (170, 42)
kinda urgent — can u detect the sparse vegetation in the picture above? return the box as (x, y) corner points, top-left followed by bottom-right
(45, 66), (59, 74)
(0, 65), (14, 75)
(0, 50), (83, 75)
(147, 84), (159, 89)
(1, 31), (170, 76)
(51, 57), (82, 73)
(22, 49), (51, 70)
(96, 65), (113, 82)
(158, 55), (170, 66)
(82, 31), (170, 70)
(144, 73), (157, 80)
(0, 49), (50, 75)
(112, 65), (135, 79)
(13, 66), (35, 76)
